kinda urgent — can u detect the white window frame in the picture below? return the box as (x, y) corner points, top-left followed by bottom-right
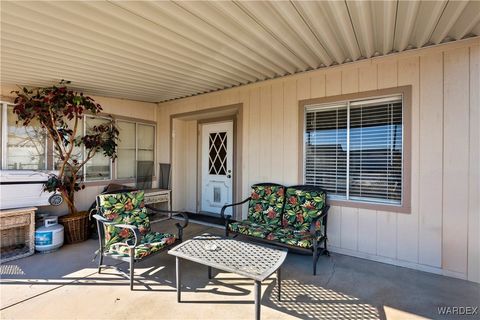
(1, 102), (157, 185)
(115, 119), (156, 182)
(0, 102), (48, 170)
(83, 114), (114, 182)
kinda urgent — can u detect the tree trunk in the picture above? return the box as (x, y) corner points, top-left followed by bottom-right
(67, 199), (77, 214)
(67, 193), (77, 215)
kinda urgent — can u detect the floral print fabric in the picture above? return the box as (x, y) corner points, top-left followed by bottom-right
(108, 232), (176, 259)
(248, 184), (285, 227)
(98, 191), (175, 258)
(283, 187), (326, 232)
(266, 228), (323, 249)
(229, 185), (327, 250)
(228, 220), (276, 239)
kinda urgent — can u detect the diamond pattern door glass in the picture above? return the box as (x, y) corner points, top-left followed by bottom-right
(208, 132), (227, 175)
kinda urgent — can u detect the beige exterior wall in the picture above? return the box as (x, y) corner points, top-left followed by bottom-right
(157, 38), (480, 283)
(0, 85), (157, 122)
(0, 86), (157, 214)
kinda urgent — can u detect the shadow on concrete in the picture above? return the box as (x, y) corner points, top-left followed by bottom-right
(1, 221), (479, 320)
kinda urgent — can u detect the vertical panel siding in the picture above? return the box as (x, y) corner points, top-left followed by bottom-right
(326, 70), (342, 96)
(260, 85), (272, 181)
(310, 72), (326, 99)
(443, 47), (470, 275)
(418, 51), (444, 268)
(240, 87), (251, 217)
(341, 68), (359, 94)
(357, 208), (377, 254)
(283, 79), (298, 185)
(328, 206), (342, 248)
(158, 39), (480, 282)
(468, 44), (480, 283)
(185, 121), (197, 212)
(271, 82), (285, 184)
(248, 87), (261, 185)
(171, 119), (187, 210)
(397, 56), (420, 263)
(358, 63), (378, 91)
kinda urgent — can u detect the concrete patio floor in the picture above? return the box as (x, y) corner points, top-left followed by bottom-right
(1, 221), (479, 320)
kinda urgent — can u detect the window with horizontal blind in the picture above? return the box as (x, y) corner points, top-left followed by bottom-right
(304, 94), (405, 207)
(1, 102), (157, 185)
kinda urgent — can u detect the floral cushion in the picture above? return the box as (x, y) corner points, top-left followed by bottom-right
(97, 191), (175, 254)
(283, 187), (326, 232)
(228, 220), (276, 239)
(108, 231), (176, 259)
(266, 228), (323, 249)
(248, 184), (285, 227)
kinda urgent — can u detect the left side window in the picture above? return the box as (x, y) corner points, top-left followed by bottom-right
(1, 102), (47, 170)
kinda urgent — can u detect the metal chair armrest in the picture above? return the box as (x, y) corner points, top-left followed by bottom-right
(220, 197), (251, 220)
(144, 205), (189, 241)
(174, 212), (189, 241)
(92, 214), (141, 248)
(93, 214), (110, 223)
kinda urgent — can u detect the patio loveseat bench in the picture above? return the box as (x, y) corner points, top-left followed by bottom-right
(221, 183), (330, 275)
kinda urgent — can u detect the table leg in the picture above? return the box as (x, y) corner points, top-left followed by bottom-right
(254, 280), (261, 320)
(277, 267), (281, 301)
(208, 266), (212, 279)
(176, 257), (181, 302)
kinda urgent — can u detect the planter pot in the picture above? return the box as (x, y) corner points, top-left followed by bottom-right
(58, 211), (90, 244)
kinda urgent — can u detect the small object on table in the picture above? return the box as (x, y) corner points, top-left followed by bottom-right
(168, 233), (287, 320)
(204, 243), (218, 251)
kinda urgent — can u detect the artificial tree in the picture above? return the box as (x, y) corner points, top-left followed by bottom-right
(12, 81), (119, 215)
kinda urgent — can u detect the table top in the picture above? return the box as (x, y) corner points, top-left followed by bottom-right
(0, 207), (37, 215)
(168, 234), (287, 281)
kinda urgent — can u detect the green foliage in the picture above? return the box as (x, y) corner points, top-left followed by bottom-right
(284, 188), (326, 231)
(248, 185), (285, 226)
(12, 81), (120, 214)
(97, 191), (176, 258)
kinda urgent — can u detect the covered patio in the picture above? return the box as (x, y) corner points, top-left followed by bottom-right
(1, 220), (478, 320)
(1, 1), (480, 319)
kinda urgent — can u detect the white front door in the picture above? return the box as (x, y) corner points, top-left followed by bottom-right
(201, 121), (233, 215)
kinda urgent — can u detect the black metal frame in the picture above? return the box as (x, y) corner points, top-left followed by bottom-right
(221, 184), (330, 275)
(93, 195), (188, 290)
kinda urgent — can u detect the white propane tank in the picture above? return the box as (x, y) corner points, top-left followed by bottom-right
(35, 216), (64, 253)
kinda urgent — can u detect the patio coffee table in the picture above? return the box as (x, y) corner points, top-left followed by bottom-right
(168, 234), (287, 320)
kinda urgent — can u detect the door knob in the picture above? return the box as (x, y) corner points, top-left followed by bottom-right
(227, 174), (232, 178)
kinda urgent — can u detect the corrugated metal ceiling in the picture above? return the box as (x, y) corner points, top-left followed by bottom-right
(1, 0), (479, 103)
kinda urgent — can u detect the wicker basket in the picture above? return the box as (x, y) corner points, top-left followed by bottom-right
(59, 211), (90, 244)
(0, 207), (36, 262)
